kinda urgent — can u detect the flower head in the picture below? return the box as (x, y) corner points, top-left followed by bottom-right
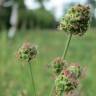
(68, 64), (81, 79)
(55, 63), (81, 95)
(55, 70), (78, 95)
(16, 42), (37, 62)
(59, 4), (90, 36)
(52, 57), (67, 76)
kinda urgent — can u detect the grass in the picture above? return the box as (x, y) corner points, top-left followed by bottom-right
(0, 28), (96, 96)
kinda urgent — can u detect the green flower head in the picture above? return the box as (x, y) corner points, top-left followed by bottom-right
(52, 57), (67, 76)
(68, 64), (81, 79)
(55, 70), (78, 96)
(59, 4), (90, 36)
(16, 42), (37, 62)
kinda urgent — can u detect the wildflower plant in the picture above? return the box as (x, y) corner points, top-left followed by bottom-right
(16, 42), (38, 96)
(50, 4), (90, 96)
(16, 4), (91, 96)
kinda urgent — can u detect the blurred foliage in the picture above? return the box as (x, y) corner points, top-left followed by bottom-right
(0, 7), (11, 30)
(88, 0), (96, 27)
(35, 0), (48, 8)
(16, 0), (25, 8)
(88, 0), (96, 8)
(0, 0), (56, 30)
(18, 8), (56, 29)
(90, 16), (96, 27)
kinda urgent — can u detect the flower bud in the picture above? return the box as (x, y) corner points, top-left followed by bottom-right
(52, 57), (67, 76)
(68, 64), (81, 79)
(59, 4), (90, 36)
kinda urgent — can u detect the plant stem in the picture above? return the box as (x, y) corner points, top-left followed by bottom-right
(49, 33), (72, 96)
(62, 33), (72, 59)
(28, 62), (37, 96)
(49, 83), (55, 96)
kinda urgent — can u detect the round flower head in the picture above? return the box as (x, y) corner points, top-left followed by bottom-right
(55, 69), (78, 96)
(59, 4), (90, 36)
(67, 64), (81, 79)
(52, 57), (67, 76)
(16, 42), (37, 62)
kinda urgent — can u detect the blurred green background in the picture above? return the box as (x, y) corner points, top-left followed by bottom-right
(0, 0), (96, 96)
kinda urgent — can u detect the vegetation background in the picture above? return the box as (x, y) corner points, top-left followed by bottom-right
(0, 0), (96, 96)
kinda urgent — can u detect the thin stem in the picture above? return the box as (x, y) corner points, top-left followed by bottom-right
(49, 33), (72, 96)
(62, 33), (72, 59)
(28, 62), (37, 96)
(62, 92), (65, 96)
(48, 83), (55, 96)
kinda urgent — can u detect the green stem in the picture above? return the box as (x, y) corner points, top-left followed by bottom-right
(49, 83), (55, 96)
(49, 33), (72, 96)
(28, 62), (37, 96)
(62, 33), (72, 59)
